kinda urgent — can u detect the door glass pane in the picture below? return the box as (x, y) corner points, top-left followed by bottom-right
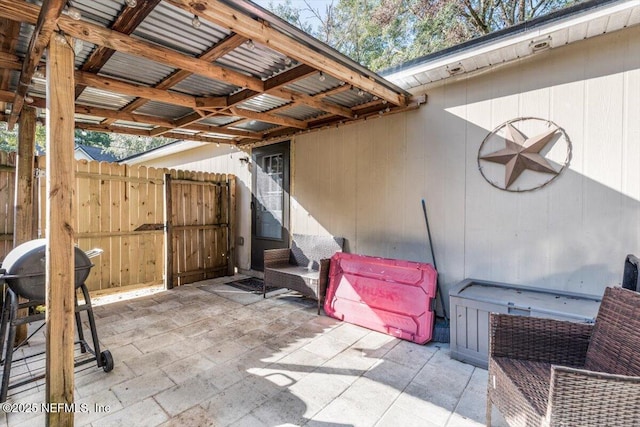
(256, 153), (283, 239)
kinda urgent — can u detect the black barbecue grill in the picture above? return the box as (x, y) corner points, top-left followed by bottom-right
(0, 239), (113, 402)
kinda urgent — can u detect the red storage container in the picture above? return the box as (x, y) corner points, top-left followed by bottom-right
(324, 253), (437, 344)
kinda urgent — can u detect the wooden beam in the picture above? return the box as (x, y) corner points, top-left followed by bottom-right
(316, 84), (352, 99)
(75, 70), (198, 109)
(195, 96), (228, 109)
(226, 107), (307, 129)
(0, 50), (20, 70)
(269, 87), (354, 118)
(75, 105), (261, 138)
(154, 33), (247, 91)
(186, 123), (261, 139)
(263, 64), (317, 91)
(14, 105), (37, 347)
(165, 0), (407, 106)
(149, 111), (215, 137)
(8, 0), (65, 129)
(0, 20), (21, 102)
(45, 31), (75, 426)
(75, 105), (175, 127)
(0, 0), (265, 92)
(75, 0), (162, 99)
(74, 122), (236, 144)
(102, 33), (247, 124)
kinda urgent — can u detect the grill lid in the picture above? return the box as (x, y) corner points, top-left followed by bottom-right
(1, 239), (93, 301)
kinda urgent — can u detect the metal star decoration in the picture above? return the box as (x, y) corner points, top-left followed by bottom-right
(480, 123), (559, 189)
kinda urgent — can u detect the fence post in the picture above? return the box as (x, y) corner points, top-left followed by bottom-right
(164, 173), (173, 289)
(14, 105), (37, 346)
(227, 175), (236, 276)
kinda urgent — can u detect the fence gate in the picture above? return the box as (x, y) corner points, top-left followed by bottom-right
(165, 172), (235, 288)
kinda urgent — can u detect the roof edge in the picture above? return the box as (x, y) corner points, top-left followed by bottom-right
(380, 0), (624, 78)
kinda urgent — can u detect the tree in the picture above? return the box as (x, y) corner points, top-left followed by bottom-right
(0, 121), (47, 153)
(266, 0), (580, 71)
(75, 129), (111, 148)
(104, 133), (173, 159)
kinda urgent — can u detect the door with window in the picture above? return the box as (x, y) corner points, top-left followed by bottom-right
(251, 141), (290, 270)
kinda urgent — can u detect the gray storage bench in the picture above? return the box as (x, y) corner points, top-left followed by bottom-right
(263, 234), (344, 313)
(450, 278), (601, 368)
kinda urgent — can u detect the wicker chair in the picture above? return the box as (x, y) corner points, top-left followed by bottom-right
(263, 234), (344, 314)
(487, 286), (640, 427)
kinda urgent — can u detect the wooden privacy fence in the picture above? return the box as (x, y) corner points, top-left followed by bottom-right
(0, 152), (16, 262)
(0, 151), (235, 292)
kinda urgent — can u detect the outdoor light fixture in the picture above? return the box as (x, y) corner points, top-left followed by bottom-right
(191, 15), (201, 29)
(530, 36), (552, 52)
(246, 40), (255, 50)
(357, 89), (365, 97)
(284, 57), (292, 66)
(446, 63), (464, 75)
(24, 96), (34, 104)
(125, 0), (137, 7)
(33, 67), (45, 79)
(318, 72), (326, 82)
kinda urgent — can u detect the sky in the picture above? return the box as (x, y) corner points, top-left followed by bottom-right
(253, 0), (333, 23)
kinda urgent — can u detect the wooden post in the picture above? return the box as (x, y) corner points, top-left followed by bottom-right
(45, 32), (75, 426)
(164, 173), (173, 289)
(227, 175), (236, 276)
(14, 105), (37, 346)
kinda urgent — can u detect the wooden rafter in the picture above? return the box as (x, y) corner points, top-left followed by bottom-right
(0, 0), (265, 92)
(75, 0), (162, 99)
(74, 122), (238, 145)
(75, 70), (203, 109)
(103, 33), (247, 125)
(0, 90), (264, 140)
(0, 0), (413, 144)
(0, 19), (21, 97)
(226, 107), (308, 129)
(165, 0), (407, 107)
(0, 50), (21, 70)
(269, 87), (354, 118)
(8, 0), (65, 129)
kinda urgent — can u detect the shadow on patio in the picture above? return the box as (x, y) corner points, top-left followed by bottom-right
(1, 275), (507, 427)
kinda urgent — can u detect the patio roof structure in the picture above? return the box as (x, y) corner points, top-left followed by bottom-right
(0, 2), (419, 422)
(0, 0), (419, 146)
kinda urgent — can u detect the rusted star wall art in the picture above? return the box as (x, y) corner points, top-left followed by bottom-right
(477, 117), (571, 192)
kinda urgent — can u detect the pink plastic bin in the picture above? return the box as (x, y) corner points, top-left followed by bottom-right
(324, 252), (437, 344)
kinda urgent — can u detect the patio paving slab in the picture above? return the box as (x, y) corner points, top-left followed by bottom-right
(0, 275), (508, 427)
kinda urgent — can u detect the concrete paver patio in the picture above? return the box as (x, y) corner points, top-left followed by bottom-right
(0, 276), (507, 427)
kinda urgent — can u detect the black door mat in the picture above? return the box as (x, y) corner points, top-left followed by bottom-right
(227, 278), (278, 294)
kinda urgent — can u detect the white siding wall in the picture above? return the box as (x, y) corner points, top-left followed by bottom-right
(292, 25), (640, 298)
(138, 145), (253, 272)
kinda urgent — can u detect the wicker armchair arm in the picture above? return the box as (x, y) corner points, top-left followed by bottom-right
(264, 248), (292, 269)
(490, 313), (593, 365)
(548, 365), (640, 426)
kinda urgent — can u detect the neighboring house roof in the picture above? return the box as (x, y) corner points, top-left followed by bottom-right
(75, 144), (119, 163)
(382, 0), (640, 91)
(118, 140), (207, 165)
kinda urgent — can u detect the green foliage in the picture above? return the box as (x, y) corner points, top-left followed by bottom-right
(104, 133), (173, 160)
(0, 124), (173, 159)
(266, 0), (580, 71)
(0, 122), (47, 153)
(75, 129), (111, 148)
